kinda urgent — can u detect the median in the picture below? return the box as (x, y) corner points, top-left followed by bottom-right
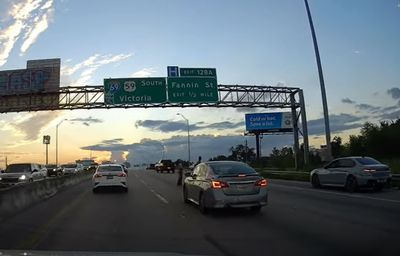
(0, 171), (93, 220)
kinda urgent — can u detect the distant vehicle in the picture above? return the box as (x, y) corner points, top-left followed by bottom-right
(183, 161), (268, 214)
(76, 159), (96, 171)
(92, 164), (128, 193)
(45, 164), (63, 177)
(146, 164), (156, 170)
(310, 156), (392, 192)
(155, 160), (175, 173)
(0, 163), (47, 184)
(61, 164), (79, 175)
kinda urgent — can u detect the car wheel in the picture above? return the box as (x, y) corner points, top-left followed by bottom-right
(345, 176), (358, 193)
(311, 174), (321, 188)
(199, 193), (208, 214)
(123, 187), (128, 193)
(92, 188), (98, 193)
(250, 206), (262, 213)
(183, 186), (189, 204)
(29, 178), (33, 183)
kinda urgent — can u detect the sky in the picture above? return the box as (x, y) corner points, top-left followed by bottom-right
(0, 0), (399, 168)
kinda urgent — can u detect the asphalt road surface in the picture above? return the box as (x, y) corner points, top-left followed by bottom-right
(1, 168), (400, 256)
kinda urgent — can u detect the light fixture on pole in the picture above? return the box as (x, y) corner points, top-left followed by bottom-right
(304, 0), (332, 160)
(177, 113), (191, 164)
(56, 119), (68, 166)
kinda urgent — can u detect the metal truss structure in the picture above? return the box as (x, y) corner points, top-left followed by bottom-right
(0, 84), (309, 167)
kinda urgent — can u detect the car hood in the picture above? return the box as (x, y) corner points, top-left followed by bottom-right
(0, 250), (206, 256)
(0, 172), (30, 178)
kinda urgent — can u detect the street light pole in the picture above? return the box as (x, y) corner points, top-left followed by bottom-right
(177, 113), (191, 164)
(304, 0), (332, 160)
(56, 119), (68, 166)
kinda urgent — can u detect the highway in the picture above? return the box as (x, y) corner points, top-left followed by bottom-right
(1, 168), (399, 256)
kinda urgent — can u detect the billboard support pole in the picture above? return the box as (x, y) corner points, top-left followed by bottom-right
(299, 90), (310, 165)
(255, 133), (261, 160)
(291, 94), (299, 170)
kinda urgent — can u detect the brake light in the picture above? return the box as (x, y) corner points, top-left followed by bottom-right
(363, 169), (376, 173)
(94, 173), (102, 178)
(118, 172), (127, 177)
(256, 179), (268, 187)
(211, 180), (229, 189)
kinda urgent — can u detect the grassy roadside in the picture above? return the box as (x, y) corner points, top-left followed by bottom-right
(259, 171), (310, 182)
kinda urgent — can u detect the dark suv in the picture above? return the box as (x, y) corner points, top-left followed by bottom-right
(155, 160), (175, 173)
(45, 164), (63, 177)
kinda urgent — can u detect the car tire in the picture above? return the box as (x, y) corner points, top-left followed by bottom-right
(29, 178), (33, 183)
(345, 176), (358, 193)
(92, 188), (98, 193)
(199, 193), (208, 214)
(183, 186), (190, 204)
(311, 174), (321, 188)
(123, 187), (128, 193)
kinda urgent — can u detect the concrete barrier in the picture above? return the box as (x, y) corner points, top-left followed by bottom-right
(0, 171), (93, 220)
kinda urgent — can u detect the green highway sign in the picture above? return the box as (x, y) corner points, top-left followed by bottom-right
(180, 68), (216, 78)
(167, 77), (218, 103)
(104, 77), (167, 104)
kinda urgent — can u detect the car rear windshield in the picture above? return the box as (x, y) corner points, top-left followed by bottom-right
(354, 157), (381, 165)
(97, 166), (123, 172)
(209, 162), (257, 176)
(161, 160), (173, 164)
(62, 164), (76, 168)
(46, 165), (57, 168)
(5, 164), (31, 173)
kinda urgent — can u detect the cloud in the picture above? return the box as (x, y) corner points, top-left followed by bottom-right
(341, 98), (356, 104)
(20, 1), (53, 54)
(61, 53), (133, 86)
(307, 113), (364, 136)
(355, 103), (381, 113)
(380, 109), (400, 120)
(8, 111), (61, 141)
(81, 134), (294, 164)
(352, 50), (361, 54)
(134, 119), (243, 133)
(0, 0), (54, 66)
(387, 87), (400, 100)
(130, 68), (156, 77)
(101, 138), (124, 144)
(69, 116), (103, 126)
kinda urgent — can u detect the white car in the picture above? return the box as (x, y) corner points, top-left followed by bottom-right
(92, 164), (128, 192)
(0, 163), (47, 184)
(61, 164), (79, 175)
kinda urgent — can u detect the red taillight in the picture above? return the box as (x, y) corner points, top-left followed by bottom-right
(255, 179), (268, 187)
(94, 173), (102, 178)
(118, 172), (127, 177)
(211, 180), (229, 189)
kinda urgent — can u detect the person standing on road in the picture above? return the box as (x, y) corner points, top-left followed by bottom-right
(177, 162), (183, 186)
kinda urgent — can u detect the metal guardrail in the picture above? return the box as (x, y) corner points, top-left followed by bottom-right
(392, 174), (400, 181)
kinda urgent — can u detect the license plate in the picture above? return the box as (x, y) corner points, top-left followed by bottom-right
(107, 176), (113, 179)
(236, 185), (248, 190)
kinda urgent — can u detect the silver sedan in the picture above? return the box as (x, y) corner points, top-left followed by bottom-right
(183, 161), (268, 214)
(310, 156), (392, 192)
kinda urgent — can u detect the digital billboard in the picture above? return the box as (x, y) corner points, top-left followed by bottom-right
(245, 112), (293, 133)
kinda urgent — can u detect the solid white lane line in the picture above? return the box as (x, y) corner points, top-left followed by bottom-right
(271, 183), (400, 204)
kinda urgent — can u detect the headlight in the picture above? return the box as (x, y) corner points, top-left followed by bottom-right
(19, 174), (27, 180)
(0, 177), (2, 181)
